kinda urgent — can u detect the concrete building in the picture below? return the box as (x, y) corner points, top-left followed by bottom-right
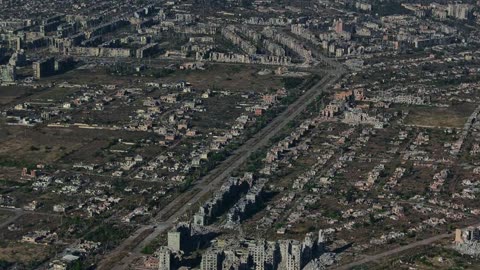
(33, 57), (55, 79)
(279, 240), (303, 270)
(136, 43), (159, 58)
(0, 65), (15, 83)
(248, 240), (279, 270)
(201, 249), (223, 270)
(156, 247), (173, 270)
(334, 19), (343, 34)
(167, 222), (213, 253)
(447, 4), (472, 20)
(167, 231), (183, 252)
(455, 227), (480, 244)
(8, 50), (26, 66)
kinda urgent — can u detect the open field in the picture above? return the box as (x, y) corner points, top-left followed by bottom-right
(0, 124), (84, 166)
(0, 86), (32, 105)
(0, 210), (13, 224)
(0, 242), (56, 268)
(40, 63), (285, 92)
(405, 104), (476, 128)
(30, 86), (80, 101)
(163, 64), (284, 91)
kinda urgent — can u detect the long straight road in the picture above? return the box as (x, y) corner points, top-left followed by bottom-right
(333, 233), (451, 270)
(334, 218), (480, 269)
(97, 69), (344, 270)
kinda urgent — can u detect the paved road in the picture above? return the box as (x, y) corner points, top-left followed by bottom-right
(97, 69), (344, 270)
(333, 219), (480, 270)
(333, 233), (451, 270)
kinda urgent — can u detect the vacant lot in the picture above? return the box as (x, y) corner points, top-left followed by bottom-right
(0, 124), (83, 167)
(164, 64), (284, 91)
(41, 63), (285, 93)
(405, 104), (476, 128)
(0, 86), (32, 105)
(0, 210), (13, 224)
(0, 242), (56, 268)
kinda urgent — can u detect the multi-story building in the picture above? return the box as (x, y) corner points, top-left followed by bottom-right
(167, 223), (193, 252)
(455, 226), (480, 244)
(0, 64), (15, 82)
(201, 249), (223, 270)
(248, 240), (279, 270)
(157, 247), (173, 270)
(279, 240), (303, 270)
(447, 4), (472, 20)
(33, 57), (55, 79)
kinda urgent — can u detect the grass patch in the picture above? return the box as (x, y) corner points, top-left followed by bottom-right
(404, 104), (475, 128)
